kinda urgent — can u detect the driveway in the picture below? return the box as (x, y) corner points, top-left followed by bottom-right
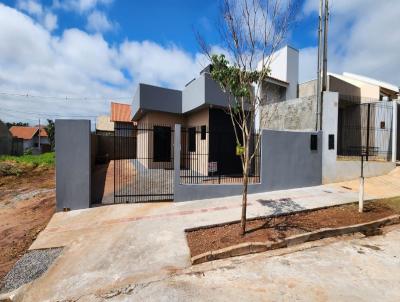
(18, 168), (400, 301)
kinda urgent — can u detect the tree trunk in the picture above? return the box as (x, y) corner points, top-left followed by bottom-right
(240, 171), (249, 235)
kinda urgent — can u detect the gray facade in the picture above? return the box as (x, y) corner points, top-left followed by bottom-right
(55, 120), (91, 211)
(174, 124), (322, 202)
(132, 83), (182, 120)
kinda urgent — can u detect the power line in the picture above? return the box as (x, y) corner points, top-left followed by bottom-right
(0, 91), (132, 100)
(0, 107), (103, 118)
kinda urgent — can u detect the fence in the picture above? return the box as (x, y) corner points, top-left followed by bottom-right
(180, 126), (261, 184)
(337, 101), (393, 161)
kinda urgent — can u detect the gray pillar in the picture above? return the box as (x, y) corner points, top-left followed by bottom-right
(173, 124), (181, 199)
(392, 100), (398, 163)
(56, 119), (91, 211)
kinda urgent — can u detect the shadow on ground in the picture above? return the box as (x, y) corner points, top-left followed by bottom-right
(256, 198), (306, 215)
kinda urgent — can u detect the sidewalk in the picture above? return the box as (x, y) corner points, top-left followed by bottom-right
(21, 168), (400, 301)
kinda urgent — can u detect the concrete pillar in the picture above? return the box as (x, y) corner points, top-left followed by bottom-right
(173, 124), (181, 198)
(392, 100), (398, 163)
(321, 91), (339, 184)
(55, 120), (91, 211)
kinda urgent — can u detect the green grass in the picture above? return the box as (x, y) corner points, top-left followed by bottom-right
(0, 152), (55, 167)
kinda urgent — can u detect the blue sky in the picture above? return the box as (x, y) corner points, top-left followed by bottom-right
(0, 0), (316, 54)
(0, 0), (399, 124)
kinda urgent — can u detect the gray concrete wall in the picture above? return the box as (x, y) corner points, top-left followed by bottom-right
(174, 125), (322, 202)
(56, 120), (91, 211)
(261, 96), (317, 130)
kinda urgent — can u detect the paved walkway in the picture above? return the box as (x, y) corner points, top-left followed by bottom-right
(20, 168), (400, 301)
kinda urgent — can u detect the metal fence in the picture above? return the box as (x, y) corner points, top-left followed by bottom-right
(180, 126), (261, 184)
(337, 101), (393, 161)
(113, 123), (174, 203)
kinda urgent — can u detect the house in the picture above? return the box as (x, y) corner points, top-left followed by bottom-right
(9, 126), (50, 153)
(0, 120), (12, 155)
(131, 46), (298, 175)
(96, 115), (114, 134)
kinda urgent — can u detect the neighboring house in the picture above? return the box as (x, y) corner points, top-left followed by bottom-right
(110, 102), (136, 135)
(96, 115), (114, 134)
(299, 72), (399, 101)
(0, 120), (12, 155)
(9, 126), (50, 153)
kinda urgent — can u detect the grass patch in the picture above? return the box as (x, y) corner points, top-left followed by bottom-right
(0, 153), (55, 176)
(0, 152), (55, 167)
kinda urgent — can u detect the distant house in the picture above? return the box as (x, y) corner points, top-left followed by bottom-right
(110, 102), (136, 136)
(96, 115), (114, 134)
(0, 120), (12, 155)
(9, 126), (50, 153)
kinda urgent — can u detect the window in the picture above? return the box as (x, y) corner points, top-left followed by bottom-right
(310, 134), (318, 150)
(153, 126), (171, 162)
(328, 134), (335, 150)
(380, 121), (386, 129)
(201, 125), (206, 140)
(188, 127), (196, 152)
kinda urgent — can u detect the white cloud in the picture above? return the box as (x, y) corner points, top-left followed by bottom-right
(119, 40), (204, 89)
(17, 0), (43, 16)
(16, 0), (58, 32)
(300, 0), (400, 86)
(86, 10), (115, 33)
(53, 0), (113, 13)
(299, 47), (317, 83)
(44, 12), (58, 31)
(0, 4), (205, 124)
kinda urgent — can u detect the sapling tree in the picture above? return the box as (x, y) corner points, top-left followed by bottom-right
(199, 0), (297, 235)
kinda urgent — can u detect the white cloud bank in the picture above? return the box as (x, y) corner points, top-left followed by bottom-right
(0, 4), (206, 123)
(299, 0), (400, 86)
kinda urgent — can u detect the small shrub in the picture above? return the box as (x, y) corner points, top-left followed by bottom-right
(0, 162), (23, 176)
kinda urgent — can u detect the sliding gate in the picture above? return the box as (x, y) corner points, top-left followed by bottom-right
(114, 123), (174, 203)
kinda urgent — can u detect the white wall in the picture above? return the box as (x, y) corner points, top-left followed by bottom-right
(268, 46), (299, 100)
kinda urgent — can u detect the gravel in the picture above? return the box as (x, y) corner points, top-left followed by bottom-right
(0, 247), (63, 293)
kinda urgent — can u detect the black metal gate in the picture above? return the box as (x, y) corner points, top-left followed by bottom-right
(114, 123), (174, 203)
(337, 101), (393, 161)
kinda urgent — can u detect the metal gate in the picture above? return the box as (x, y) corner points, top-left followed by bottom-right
(114, 123), (174, 203)
(337, 101), (393, 161)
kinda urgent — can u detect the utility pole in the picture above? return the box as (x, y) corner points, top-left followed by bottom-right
(322, 0), (329, 92)
(316, 0), (323, 131)
(38, 118), (41, 153)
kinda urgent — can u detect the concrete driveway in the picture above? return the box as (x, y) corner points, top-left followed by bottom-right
(18, 169), (400, 301)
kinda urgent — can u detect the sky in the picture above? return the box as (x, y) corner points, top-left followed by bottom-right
(0, 0), (399, 125)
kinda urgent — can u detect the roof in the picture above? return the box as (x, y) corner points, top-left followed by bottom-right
(265, 76), (289, 86)
(9, 126), (47, 140)
(110, 102), (132, 122)
(343, 72), (399, 93)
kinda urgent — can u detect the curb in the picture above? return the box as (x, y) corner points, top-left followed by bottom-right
(191, 214), (400, 265)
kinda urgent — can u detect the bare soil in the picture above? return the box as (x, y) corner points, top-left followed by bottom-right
(0, 164), (55, 281)
(186, 199), (400, 257)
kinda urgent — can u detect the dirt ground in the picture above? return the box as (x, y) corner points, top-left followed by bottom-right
(0, 165), (55, 281)
(186, 199), (400, 257)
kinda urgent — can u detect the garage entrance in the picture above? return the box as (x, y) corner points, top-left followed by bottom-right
(113, 123), (174, 203)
